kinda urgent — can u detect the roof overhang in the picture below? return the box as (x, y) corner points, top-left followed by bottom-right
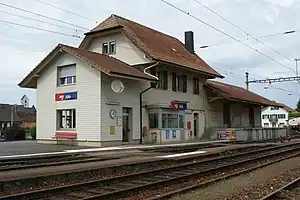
(156, 60), (224, 79)
(205, 84), (281, 107)
(19, 44), (156, 89)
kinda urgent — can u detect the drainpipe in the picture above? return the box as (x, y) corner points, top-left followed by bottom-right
(140, 62), (159, 144)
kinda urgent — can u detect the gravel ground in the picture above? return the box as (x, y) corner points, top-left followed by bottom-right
(171, 156), (300, 200)
(277, 186), (300, 199)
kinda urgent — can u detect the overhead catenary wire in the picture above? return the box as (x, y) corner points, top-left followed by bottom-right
(193, 0), (294, 63)
(207, 60), (300, 95)
(0, 10), (83, 32)
(35, 0), (98, 23)
(198, 30), (298, 49)
(0, 2), (89, 31)
(161, 0), (296, 73)
(0, 19), (81, 38)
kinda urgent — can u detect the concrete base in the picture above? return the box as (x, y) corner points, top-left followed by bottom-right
(37, 139), (141, 147)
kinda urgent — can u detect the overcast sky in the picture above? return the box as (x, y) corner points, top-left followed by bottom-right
(1, 0), (300, 108)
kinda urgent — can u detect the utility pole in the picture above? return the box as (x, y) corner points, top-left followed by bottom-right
(295, 58), (300, 83)
(245, 72), (249, 90)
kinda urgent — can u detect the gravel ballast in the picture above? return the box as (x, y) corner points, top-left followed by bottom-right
(171, 156), (300, 200)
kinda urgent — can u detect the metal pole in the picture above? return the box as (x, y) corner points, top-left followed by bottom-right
(245, 72), (249, 90)
(295, 59), (299, 83)
(10, 104), (16, 127)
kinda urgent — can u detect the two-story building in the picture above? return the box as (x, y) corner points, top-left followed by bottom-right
(19, 14), (281, 146)
(261, 103), (294, 128)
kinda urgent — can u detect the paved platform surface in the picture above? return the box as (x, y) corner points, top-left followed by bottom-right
(0, 140), (231, 158)
(0, 141), (93, 156)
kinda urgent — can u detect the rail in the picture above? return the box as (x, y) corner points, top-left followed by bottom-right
(2, 142), (300, 200)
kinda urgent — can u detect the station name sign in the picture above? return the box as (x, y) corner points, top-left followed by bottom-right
(55, 92), (77, 101)
(170, 102), (187, 110)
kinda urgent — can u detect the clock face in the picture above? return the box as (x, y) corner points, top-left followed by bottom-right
(109, 109), (116, 119)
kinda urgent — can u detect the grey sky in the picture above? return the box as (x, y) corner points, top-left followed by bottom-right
(0, 0), (299, 108)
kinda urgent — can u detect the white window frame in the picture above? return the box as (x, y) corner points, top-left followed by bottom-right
(58, 64), (76, 87)
(102, 40), (116, 55)
(161, 112), (185, 129)
(109, 40), (116, 54)
(57, 109), (76, 130)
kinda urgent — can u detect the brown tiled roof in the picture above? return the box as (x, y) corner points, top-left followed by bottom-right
(82, 14), (223, 78)
(276, 103), (295, 112)
(205, 81), (281, 106)
(19, 44), (156, 88)
(0, 104), (36, 123)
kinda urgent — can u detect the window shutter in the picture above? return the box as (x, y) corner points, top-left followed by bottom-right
(172, 72), (177, 91)
(163, 71), (168, 90)
(183, 75), (187, 93)
(59, 65), (76, 77)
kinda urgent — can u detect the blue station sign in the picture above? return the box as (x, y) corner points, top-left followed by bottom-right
(55, 92), (77, 101)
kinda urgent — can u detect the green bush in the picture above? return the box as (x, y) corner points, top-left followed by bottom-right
(30, 124), (36, 140)
(289, 112), (300, 119)
(3, 127), (26, 141)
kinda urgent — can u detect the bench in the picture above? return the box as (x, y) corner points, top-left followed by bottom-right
(53, 132), (77, 143)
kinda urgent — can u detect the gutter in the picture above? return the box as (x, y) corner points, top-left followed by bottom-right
(139, 62), (159, 144)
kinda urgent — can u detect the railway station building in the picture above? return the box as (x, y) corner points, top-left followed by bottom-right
(19, 14), (282, 146)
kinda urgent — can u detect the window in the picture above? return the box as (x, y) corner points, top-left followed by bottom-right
(179, 115), (185, 128)
(177, 75), (187, 93)
(102, 41), (116, 55)
(57, 109), (76, 129)
(157, 71), (168, 90)
(278, 114), (286, 119)
(264, 123), (269, 127)
(271, 107), (279, 110)
(102, 42), (109, 54)
(172, 72), (177, 92)
(162, 114), (178, 128)
(193, 78), (200, 94)
(7, 122), (10, 128)
(279, 123), (285, 127)
(58, 65), (76, 86)
(270, 114), (277, 119)
(109, 41), (116, 54)
(149, 113), (158, 128)
(262, 115), (269, 119)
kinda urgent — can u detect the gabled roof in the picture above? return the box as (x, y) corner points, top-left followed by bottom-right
(19, 44), (156, 88)
(80, 14), (223, 78)
(205, 81), (281, 107)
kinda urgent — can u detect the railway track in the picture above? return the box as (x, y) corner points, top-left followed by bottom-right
(259, 176), (300, 200)
(2, 142), (300, 200)
(0, 154), (115, 172)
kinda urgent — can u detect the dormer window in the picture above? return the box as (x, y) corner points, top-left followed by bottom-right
(102, 40), (116, 55)
(109, 41), (116, 54)
(102, 42), (109, 54)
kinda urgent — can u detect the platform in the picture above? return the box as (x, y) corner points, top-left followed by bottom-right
(0, 140), (232, 158)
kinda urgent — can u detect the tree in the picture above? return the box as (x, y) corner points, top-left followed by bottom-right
(297, 98), (300, 112)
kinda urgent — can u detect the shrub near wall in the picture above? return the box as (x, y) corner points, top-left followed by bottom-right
(289, 112), (300, 119)
(30, 124), (36, 140)
(3, 127), (26, 141)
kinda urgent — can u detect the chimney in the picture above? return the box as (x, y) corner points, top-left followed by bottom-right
(184, 31), (195, 54)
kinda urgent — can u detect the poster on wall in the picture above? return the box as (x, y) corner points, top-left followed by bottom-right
(172, 130), (176, 139)
(116, 116), (122, 127)
(166, 130), (170, 139)
(110, 126), (115, 135)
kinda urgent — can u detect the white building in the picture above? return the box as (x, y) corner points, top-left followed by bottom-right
(261, 104), (294, 128)
(19, 14), (281, 146)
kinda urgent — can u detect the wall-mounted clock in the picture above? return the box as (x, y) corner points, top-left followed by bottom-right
(109, 109), (117, 119)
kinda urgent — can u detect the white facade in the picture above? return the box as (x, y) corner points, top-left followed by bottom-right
(261, 106), (289, 128)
